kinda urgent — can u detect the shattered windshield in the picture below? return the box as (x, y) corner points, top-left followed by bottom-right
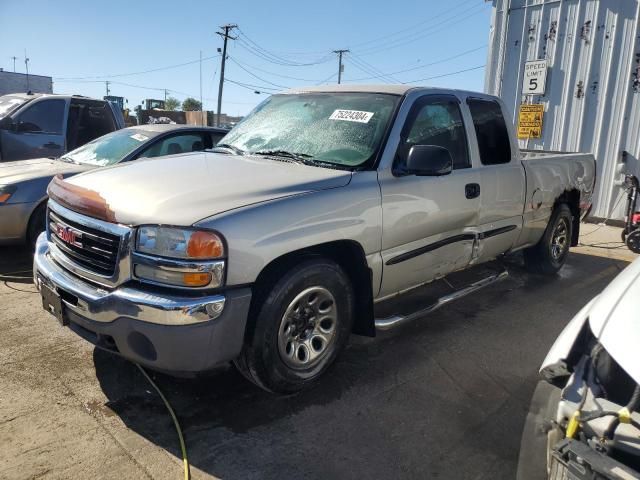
(220, 92), (400, 168)
(62, 128), (154, 166)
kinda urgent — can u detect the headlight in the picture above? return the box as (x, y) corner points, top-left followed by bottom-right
(0, 185), (17, 204)
(134, 226), (226, 289)
(136, 226), (224, 259)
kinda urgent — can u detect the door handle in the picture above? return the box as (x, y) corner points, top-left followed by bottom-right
(465, 183), (480, 199)
(44, 142), (60, 149)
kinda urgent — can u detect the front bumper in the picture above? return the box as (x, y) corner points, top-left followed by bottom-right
(33, 233), (252, 374)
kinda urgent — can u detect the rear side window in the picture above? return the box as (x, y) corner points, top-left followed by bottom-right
(467, 99), (511, 165)
(16, 99), (65, 134)
(140, 133), (206, 158)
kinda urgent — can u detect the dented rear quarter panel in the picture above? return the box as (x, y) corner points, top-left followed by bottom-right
(517, 151), (596, 248)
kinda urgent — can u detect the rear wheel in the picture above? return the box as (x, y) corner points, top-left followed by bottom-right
(524, 204), (573, 275)
(234, 258), (354, 394)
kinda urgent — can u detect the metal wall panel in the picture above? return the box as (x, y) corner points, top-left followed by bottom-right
(486, 0), (640, 219)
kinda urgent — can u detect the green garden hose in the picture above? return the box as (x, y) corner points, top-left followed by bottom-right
(136, 364), (191, 480)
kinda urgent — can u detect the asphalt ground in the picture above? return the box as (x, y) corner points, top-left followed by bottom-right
(0, 225), (636, 479)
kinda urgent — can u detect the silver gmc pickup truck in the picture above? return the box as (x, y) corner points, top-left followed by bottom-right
(33, 85), (596, 393)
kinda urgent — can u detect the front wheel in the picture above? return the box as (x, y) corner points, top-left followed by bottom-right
(524, 204), (573, 275)
(234, 258), (354, 394)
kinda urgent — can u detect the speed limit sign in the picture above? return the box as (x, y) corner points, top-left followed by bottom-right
(522, 60), (548, 95)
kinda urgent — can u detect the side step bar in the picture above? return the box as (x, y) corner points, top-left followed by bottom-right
(374, 269), (509, 331)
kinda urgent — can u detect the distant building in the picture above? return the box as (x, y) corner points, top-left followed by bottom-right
(0, 70), (53, 95)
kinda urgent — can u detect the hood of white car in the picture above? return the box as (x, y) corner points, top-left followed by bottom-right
(63, 151), (352, 225)
(587, 257), (640, 384)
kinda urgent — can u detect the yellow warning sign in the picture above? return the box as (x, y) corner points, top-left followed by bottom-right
(518, 104), (544, 139)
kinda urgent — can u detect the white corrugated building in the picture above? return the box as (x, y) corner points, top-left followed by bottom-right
(485, 0), (640, 220)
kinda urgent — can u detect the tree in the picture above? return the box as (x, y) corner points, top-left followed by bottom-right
(164, 97), (180, 111)
(182, 97), (202, 111)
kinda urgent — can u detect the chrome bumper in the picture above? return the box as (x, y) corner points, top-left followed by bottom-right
(33, 232), (226, 326)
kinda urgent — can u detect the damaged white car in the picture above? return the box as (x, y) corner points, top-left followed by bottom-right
(517, 257), (640, 479)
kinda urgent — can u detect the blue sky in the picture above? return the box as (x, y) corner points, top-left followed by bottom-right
(0, 0), (492, 116)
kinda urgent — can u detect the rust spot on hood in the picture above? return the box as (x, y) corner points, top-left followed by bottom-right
(48, 175), (117, 223)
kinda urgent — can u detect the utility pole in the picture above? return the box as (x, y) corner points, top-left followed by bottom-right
(199, 50), (203, 113)
(333, 49), (349, 84)
(215, 23), (237, 126)
(105, 81), (110, 96)
(164, 89), (168, 103)
(11, 56), (17, 72)
(24, 50), (30, 91)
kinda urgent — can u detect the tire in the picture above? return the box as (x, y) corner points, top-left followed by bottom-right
(626, 229), (640, 254)
(516, 380), (562, 480)
(27, 203), (47, 249)
(234, 258), (355, 394)
(524, 204), (573, 275)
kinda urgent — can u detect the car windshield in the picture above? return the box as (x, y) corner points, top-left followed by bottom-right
(63, 129), (154, 166)
(0, 95), (28, 118)
(220, 92), (400, 168)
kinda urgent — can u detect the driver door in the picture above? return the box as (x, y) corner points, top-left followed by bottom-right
(378, 94), (481, 298)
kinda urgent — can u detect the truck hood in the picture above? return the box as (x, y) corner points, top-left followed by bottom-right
(587, 257), (640, 384)
(64, 151), (352, 225)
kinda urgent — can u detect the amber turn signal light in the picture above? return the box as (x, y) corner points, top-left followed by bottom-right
(186, 231), (224, 259)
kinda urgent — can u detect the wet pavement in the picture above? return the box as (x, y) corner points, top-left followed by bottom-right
(0, 234), (636, 479)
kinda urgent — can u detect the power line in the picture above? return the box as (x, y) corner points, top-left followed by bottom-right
(346, 45), (487, 82)
(227, 56), (290, 89)
(355, 4), (488, 56)
(226, 77), (280, 93)
(348, 0), (478, 50)
(347, 53), (400, 83)
(236, 28), (332, 66)
(53, 55), (219, 80)
(226, 56), (328, 82)
(316, 72), (338, 85)
(403, 64), (485, 84)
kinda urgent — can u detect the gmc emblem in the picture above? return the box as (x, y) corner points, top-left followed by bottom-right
(56, 225), (81, 247)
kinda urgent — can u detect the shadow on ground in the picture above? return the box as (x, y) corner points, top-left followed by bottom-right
(93, 252), (628, 479)
(0, 246), (35, 285)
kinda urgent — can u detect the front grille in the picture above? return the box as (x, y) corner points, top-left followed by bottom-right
(48, 209), (121, 276)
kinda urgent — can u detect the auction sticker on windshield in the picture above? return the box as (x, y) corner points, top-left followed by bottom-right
(329, 110), (374, 123)
(130, 133), (149, 142)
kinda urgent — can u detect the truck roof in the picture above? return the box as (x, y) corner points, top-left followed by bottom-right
(282, 83), (499, 100)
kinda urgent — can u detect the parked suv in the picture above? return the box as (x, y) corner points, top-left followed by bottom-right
(0, 93), (125, 161)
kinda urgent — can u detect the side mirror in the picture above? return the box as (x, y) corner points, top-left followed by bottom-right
(405, 144), (453, 176)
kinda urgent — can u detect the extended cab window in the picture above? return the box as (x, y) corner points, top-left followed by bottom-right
(467, 99), (511, 165)
(15, 99), (65, 134)
(398, 96), (470, 171)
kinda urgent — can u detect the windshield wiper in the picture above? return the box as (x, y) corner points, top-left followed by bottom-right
(211, 143), (245, 155)
(253, 150), (316, 165)
(254, 150), (347, 170)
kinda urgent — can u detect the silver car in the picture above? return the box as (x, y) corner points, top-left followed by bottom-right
(0, 124), (228, 245)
